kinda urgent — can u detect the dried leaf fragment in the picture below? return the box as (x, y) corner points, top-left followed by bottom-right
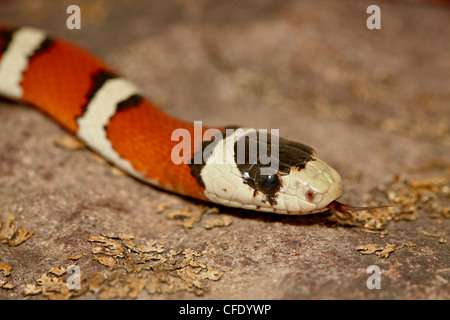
(200, 266), (223, 281)
(101, 232), (135, 241)
(88, 235), (109, 243)
(166, 206), (205, 229)
(423, 232), (447, 244)
(49, 266), (66, 276)
(423, 231), (441, 238)
(0, 280), (14, 290)
(440, 206), (450, 219)
(0, 214), (34, 246)
(0, 214), (17, 243)
(356, 244), (383, 255)
(23, 283), (42, 295)
(67, 252), (85, 260)
(203, 216), (232, 229)
(376, 243), (395, 258)
(156, 202), (171, 213)
(8, 228), (34, 246)
(356, 243), (396, 258)
(0, 263), (12, 276)
(93, 255), (117, 269)
(55, 135), (85, 150)
(0, 262), (12, 290)
(110, 166), (127, 176)
(398, 242), (416, 248)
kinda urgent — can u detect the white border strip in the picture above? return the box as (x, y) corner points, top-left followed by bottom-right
(0, 27), (46, 99)
(76, 77), (145, 179)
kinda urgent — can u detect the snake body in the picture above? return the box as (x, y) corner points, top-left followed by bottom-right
(0, 26), (348, 215)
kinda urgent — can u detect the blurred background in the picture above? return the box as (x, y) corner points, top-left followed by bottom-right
(0, 0), (448, 300)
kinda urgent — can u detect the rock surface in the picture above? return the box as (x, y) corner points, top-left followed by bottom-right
(0, 0), (448, 299)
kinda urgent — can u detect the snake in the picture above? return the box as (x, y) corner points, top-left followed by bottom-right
(0, 26), (384, 216)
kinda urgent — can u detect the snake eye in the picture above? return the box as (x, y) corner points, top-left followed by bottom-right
(256, 173), (281, 195)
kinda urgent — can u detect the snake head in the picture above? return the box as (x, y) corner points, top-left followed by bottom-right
(194, 127), (345, 215)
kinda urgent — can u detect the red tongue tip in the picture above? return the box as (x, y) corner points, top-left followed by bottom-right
(327, 200), (391, 214)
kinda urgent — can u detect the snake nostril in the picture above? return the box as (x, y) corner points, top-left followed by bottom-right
(305, 190), (315, 202)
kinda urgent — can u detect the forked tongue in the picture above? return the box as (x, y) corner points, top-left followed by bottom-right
(327, 200), (391, 215)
